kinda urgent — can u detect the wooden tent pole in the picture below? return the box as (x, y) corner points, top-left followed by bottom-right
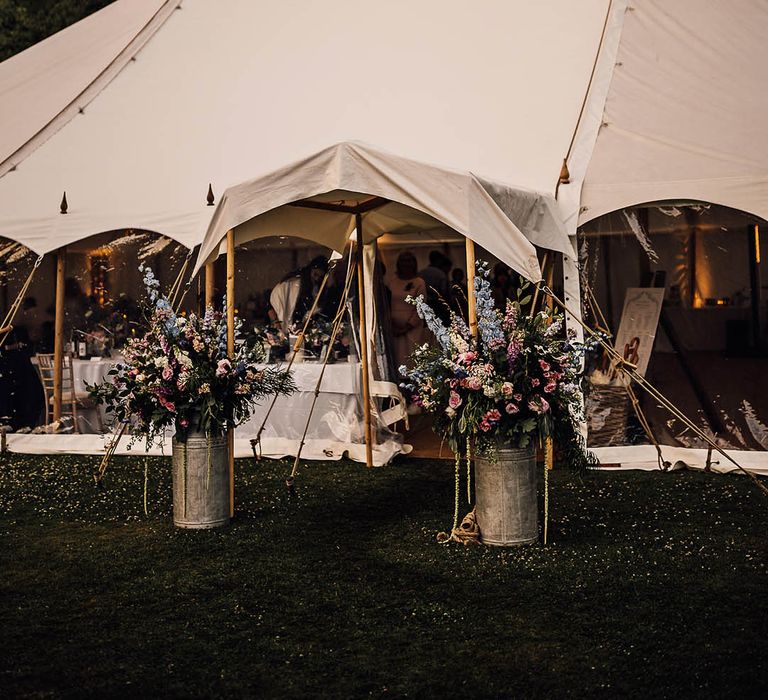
(226, 231), (235, 516)
(356, 215), (374, 467)
(53, 248), (66, 422)
(465, 237), (477, 339)
(205, 261), (215, 307)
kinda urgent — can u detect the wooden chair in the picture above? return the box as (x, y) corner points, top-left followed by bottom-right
(35, 354), (103, 433)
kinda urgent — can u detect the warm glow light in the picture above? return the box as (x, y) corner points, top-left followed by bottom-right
(755, 224), (761, 264)
(89, 251), (110, 306)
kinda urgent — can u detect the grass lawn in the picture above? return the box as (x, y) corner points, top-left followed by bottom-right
(0, 452), (766, 699)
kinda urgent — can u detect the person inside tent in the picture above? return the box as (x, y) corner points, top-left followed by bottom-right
(0, 297), (44, 430)
(450, 267), (468, 316)
(268, 256), (329, 337)
(389, 251), (426, 370)
(419, 250), (452, 322)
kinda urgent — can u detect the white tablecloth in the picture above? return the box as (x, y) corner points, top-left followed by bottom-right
(240, 361), (409, 464)
(70, 358), (409, 465)
(72, 357), (118, 393)
(72, 357), (120, 432)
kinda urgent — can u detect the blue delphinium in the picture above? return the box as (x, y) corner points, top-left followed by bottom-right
(408, 294), (450, 350)
(473, 263), (505, 351)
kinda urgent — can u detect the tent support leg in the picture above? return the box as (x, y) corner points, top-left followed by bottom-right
(205, 261), (215, 307)
(465, 238), (477, 338)
(356, 215), (374, 467)
(226, 231), (235, 516)
(748, 224), (762, 353)
(563, 245), (587, 439)
(53, 248), (66, 423)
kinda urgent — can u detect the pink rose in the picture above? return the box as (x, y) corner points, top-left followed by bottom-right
(544, 381), (557, 394)
(531, 378), (540, 387)
(479, 420), (492, 432)
(528, 396), (550, 414)
(505, 402), (519, 414)
(448, 391), (462, 409)
(539, 359), (550, 372)
(467, 377), (482, 391)
(216, 358), (231, 377)
(162, 365), (173, 381)
(501, 382), (514, 397)
(514, 393), (523, 402)
(486, 409), (502, 423)
(159, 396), (176, 413)
(458, 351), (476, 364)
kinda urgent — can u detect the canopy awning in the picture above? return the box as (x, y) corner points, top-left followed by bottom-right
(194, 142), (563, 282)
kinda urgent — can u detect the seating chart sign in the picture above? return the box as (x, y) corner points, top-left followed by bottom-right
(612, 288), (665, 378)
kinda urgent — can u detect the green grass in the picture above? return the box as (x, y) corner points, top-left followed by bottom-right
(0, 453), (766, 699)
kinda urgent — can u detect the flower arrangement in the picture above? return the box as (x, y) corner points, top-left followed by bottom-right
(302, 318), (332, 358)
(89, 266), (294, 444)
(400, 262), (596, 468)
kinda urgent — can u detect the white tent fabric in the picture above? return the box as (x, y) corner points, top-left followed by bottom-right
(561, 0), (768, 230)
(0, 0), (609, 255)
(0, 0), (172, 177)
(196, 142), (546, 282)
(2, 1), (766, 251)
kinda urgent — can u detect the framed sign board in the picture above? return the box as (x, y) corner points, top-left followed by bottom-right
(612, 287), (665, 378)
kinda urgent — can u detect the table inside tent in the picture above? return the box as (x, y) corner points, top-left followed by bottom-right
(30, 355), (117, 433)
(242, 360), (410, 465)
(22, 357), (411, 465)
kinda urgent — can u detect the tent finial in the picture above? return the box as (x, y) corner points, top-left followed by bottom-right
(559, 159), (570, 185)
(60, 191), (68, 214)
(206, 183), (215, 206)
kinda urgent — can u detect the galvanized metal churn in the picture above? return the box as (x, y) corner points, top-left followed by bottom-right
(172, 425), (229, 529)
(474, 444), (538, 546)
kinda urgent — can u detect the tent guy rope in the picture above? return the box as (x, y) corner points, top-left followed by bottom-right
(249, 257), (339, 463)
(0, 254), (44, 349)
(285, 246), (357, 491)
(540, 283), (768, 497)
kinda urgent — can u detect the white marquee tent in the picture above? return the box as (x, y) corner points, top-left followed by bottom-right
(0, 0), (766, 472)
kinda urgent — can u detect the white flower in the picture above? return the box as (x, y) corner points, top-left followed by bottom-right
(174, 347), (193, 368)
(154, 356), (169, 369)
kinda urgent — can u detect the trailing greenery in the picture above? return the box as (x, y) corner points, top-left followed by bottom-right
(0, 452), (766, 698)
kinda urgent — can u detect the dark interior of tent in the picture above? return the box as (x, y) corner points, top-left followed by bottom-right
(0, 227), (565, 457)
(0, 231), (188, 433)
(4, 206), (764, 456)
(580, 202), (768, 453)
